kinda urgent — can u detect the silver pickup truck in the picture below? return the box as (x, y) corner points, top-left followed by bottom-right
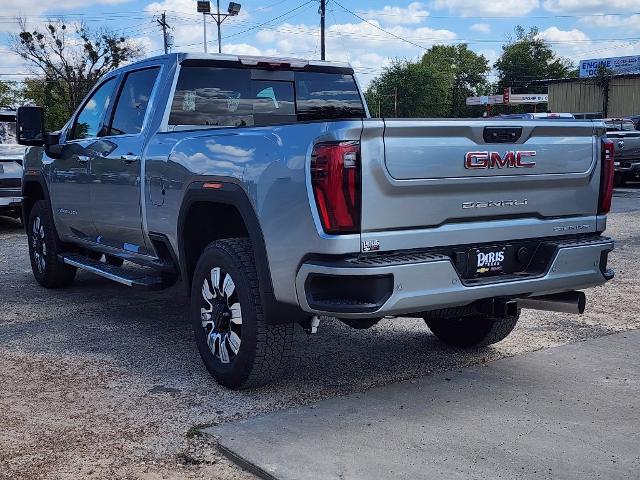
(605, 118), (640, 186)
(17, 53), (615, 389)
(0, 109), (25, 219)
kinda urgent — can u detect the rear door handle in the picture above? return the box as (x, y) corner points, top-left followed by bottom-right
(121, 154), (140, 164)
(73, 154), (90, 164)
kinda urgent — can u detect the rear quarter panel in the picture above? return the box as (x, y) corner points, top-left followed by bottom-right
(144, 120), (363, 305)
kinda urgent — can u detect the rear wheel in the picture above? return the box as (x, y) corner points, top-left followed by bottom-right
(424, 312), (519, 348)
(190, 238), (293, 389)
(28, 200), (77, 288)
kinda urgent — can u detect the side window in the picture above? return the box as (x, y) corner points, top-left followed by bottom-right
(109, 67), (160, 136)
(71, 77), (116, 140)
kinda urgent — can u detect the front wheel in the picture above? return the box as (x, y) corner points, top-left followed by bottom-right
(28, 200), (77, 288)
(190, 238), (293, 389)
(424, 312), (519, 348)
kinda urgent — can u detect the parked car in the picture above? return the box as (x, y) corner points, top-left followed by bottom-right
(605, 118), (640, 186)
(626, 115), (640, 129)
(0, 108), (25, 220)
(17, 53), (615, 389)
(496, 113), (575, 120)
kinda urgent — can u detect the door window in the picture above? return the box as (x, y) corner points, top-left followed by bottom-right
(109, 68), (160, 136)
(70, 77), (116, 140)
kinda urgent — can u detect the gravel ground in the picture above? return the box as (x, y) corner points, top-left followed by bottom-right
(1, 190), (639, 480)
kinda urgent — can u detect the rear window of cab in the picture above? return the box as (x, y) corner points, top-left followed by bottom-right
(169, 66), (365, 127)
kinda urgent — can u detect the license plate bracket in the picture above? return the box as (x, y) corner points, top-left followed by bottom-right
(468, 245), (515, 277)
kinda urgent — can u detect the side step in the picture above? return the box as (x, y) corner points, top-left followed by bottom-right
(59, 253), (166, 290)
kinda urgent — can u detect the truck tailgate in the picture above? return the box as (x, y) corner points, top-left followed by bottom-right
(359, 119), (601, 251)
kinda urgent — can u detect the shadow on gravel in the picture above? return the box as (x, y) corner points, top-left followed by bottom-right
(0, 216), (23, 232)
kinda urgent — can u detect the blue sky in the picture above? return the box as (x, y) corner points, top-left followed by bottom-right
(1, 0), (640, 88)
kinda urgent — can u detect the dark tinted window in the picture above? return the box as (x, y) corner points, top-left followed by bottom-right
(295, 72), (365, 120)
(71, 77), (116, 140)
(169, 67), (296, 127)
(110, 68), (159, 135)
(169, 66), (364, 126)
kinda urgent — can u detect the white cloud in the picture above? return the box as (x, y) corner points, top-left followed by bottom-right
(580, 13), (640, 32)
(538, 26), (590, 43)
(0, 0), (131, 19)
(536, 26), (640, 63)
(431, 0), (539, 17)
(361, 2), (429, 25)
(543, 0), (640, 14)
(145, 0), (252, 53)
(470, 23), (491, 33)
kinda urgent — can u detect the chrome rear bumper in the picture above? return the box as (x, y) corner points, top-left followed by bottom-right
(295, 237), (614, 318)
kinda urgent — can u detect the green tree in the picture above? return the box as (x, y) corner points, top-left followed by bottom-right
(12, 19), (143, 129)
(366, 60), (447, 118)
(494, 26), (575, 93)
(420, 44), (490, 117)
(0, 81), (19, 107)
(365, 44), (490, 118)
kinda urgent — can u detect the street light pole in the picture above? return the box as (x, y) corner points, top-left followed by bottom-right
(203, 13), (208, 53)
(320, 0), (326, 60)
(216, 0), (222, 54)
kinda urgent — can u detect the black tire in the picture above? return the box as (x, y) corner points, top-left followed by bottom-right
(105, 255), (125, 267)
(28, 200), (77, 288)
(190, 238), (293, 389)
(424, 311), (519, 348)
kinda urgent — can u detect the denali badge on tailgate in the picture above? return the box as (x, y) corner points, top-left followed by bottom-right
(465, 151), (536, 169)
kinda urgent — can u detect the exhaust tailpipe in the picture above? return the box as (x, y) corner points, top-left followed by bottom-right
(517, 291), (586, 315)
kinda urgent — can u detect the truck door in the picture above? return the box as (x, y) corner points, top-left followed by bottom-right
(51, 77), (118, 241)
(88, 67), (160, 255)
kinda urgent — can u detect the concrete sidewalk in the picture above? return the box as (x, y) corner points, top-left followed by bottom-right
(205, 330), (640, 480)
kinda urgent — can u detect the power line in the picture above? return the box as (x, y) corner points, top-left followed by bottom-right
(354, 10), (640, 20)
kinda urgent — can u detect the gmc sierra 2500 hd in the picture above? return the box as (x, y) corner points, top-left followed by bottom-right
(17, 53), (615, 389)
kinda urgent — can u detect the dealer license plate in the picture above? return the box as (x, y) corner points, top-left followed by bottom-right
(468, 245), (515, 277)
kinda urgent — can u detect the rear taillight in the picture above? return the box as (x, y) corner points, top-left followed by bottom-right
(311, 141), (361, 234)
(599, 140), (614, 214)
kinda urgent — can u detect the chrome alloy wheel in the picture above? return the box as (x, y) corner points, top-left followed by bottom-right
(31, 216), (46, 274)
(200, 267), (243, 364)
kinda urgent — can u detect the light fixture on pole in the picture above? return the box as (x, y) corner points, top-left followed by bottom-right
(197, 0), (241, 54)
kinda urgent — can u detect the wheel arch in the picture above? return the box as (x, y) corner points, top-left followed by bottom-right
(21, 175), (49, 232)
(177, 181), (306, 325)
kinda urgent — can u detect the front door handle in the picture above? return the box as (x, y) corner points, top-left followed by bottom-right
(121, 153), (140, 164)
(72, 154), (90, 164)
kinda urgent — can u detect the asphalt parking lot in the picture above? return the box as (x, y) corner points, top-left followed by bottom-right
(1, 186), (640, 480)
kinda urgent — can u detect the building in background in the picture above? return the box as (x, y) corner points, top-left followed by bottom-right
(547, 74), (640, 119)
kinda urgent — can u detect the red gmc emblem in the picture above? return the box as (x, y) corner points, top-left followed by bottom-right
(465, 151), (537, 169)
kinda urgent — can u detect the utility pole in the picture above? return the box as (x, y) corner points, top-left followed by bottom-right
(156, 11), (170, 54)
(394, 87), (398, 117)
(320, 0), (326, 60)
(216, 0), (222, 54)
(377, 88), (399, 118)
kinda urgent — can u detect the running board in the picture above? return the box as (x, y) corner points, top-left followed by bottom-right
(59, 253), (166, 290)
